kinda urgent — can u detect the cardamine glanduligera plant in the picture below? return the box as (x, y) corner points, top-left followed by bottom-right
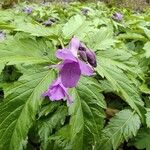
(43, 37), (97, 104)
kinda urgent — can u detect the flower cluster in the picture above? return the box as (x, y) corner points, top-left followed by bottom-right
(43, 37), (97, 105)
(42, 18), (56, 26)
(112, 12), (123, 22)
(81, 8), (90, 15)
(22, 7), (33, 15)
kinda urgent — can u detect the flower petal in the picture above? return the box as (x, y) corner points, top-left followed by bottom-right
(78, 60), (94, 76)
(42, 77), (66, 100)
(56, 48), (77, 62)
(50, 85), (66, 100)
(69, 37), (80, 57)
(60, 61), (81, 88)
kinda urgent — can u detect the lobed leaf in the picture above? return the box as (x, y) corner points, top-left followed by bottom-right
(0, 67), (56, 150)
(98, 109), (141, 150)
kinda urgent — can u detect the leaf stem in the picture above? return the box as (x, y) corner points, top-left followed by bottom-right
(58, 38), (65, 49)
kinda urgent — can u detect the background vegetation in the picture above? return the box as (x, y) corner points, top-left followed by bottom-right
(1, 0), (150, 10)
(0, 1), (150, 150)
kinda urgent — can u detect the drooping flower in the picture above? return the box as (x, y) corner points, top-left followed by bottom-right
(56, 38), (94, 88)
(22, 7), (33, 15)
(43, 37), (97, 104)
(112, 12), (123, 21)
(43, 77), (72, 104)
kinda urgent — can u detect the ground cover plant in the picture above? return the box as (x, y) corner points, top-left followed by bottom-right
(0, 1), (150, 150)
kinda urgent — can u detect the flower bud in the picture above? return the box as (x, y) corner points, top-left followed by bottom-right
(78, 50), (87, 62)
(86, 49), (97, 67)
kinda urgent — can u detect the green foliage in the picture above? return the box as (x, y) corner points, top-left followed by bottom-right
(131, 128), (150, 150)
(0, 37), (57, 75)
(0, 66), (56, 150)
(96, 49), (144, 117)
(62, 14), (86, 39)
(143, 41), (150, 58)
(0, 1), (149, 150)
(98, 109), (141, 150)
(68, 78), (105, 150)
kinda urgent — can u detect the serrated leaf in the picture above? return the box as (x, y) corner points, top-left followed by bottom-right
(38, 105), (68, 150)
(140, 27), (150, 40)
(48, 77), (105, 150)
(15, 22), (59, 37)
(0, 37), (55, 66)
(140, 83), (150, 94)
(143, 41), (150, 58)
(0, 64), (5, 75)
(98, 109), (141, 150)
(0, 67), (56, 150)
(131, 128), (150, 150)
(96, 51), (144, 117)
(145, 108), (150, 128)
(68, 77), (105, 150)
(62, 14), (86, 39)
(118, 32), (147, 41)
(86, 27), (116, 51)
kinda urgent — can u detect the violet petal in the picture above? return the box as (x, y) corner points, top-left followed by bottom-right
(56, 48), (77, 62)
(43, 77), (67, 101)
(69, 37), (80, 57)
(60, 61), (81, 88)
(78, 60), (94, 76)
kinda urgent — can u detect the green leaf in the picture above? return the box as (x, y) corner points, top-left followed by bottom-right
(0, 10), (15, 22)
(0, 64), (5, 75)
(118, 32), (147, 41)
(131, 128), (150, 150)
(143, 41), (150, 58)
(86, 27), (116, 51)
(62, 14), (86, 39)
(96, 51), (144, 117)
(139, 83), (150, 94)
(48, 77), (106, 150)
(98, 109), (141, 150)
(145, 108), (150, 128)
(38, 105), (68, 150)
(0, 37), (55, 67)
(0, 66), (56, 150)
(15, 22), (59, 37)
(68, 77), (106, 150)
(140, 27), (150, 40)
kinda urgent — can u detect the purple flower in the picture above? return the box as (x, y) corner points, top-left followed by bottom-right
(22, 7), (33, 15)
(42, 20), (53, 26)
(81, 8), (90, 15)
(112, 12), (123, 21)
(42, 18), (56, 26)
(43, 37), (97, 105)
(0, 31), (6, 41)
(56, 38), (94, 88)
(43, 77), (72, 104)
